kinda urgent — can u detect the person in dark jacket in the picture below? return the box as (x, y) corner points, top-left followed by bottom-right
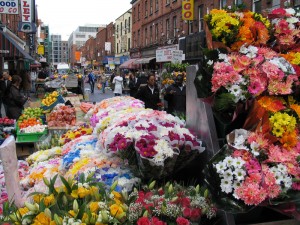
(128, 72), (138, 97)
(4, 75), (29, 119)
(0, 71), (11, 117)
(164, 75), (186, 115)
(136, 72), (147, 90)
(88, 70), (95, 94)
(135, 73), (160, 110)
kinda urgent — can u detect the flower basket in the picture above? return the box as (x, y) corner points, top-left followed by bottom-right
(135, 148), (180, 180)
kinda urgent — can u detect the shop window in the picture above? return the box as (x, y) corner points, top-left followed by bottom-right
(253, 0), (261, 13)
(220, 0), (227, 8)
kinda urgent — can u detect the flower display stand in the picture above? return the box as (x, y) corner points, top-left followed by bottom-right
(185, 65), (299, 225)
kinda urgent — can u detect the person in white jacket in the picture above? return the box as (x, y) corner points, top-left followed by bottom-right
(112, 73), (123, 96)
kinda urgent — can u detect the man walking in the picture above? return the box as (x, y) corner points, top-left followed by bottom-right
(100, 73), (107, 94)
(88, 70), (96, 94)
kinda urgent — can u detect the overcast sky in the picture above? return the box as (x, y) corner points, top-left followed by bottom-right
(35, 0), (132, 40)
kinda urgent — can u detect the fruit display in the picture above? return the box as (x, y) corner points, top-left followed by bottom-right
(0, 117), (15, 126)
(47, 104), (76, 127)
(22, 107), (44, 118)
(41, 91), (59, 106)
(17, 118), (42, 129)
(59, 124), (93, 144)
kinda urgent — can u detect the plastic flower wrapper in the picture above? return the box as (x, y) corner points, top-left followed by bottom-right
(127, 181), (217, 224)
(204, 9), (270, 51)
(59, 124), (93, 145)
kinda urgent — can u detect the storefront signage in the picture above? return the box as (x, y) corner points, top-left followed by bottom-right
(182, 0), (194, 21)
(75, 51), (81, 61)
(37, 45), (44, 55)
(156, 45), (179, 62)
(20, 0), (32, 22)
(0, 0), (18, 14)
(114, 57), (120, 65)
(171, 50), (183, 64)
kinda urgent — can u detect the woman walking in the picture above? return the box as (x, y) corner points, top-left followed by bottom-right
(112, 73), (123, 96)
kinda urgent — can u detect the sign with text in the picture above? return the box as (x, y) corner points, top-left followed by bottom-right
(75, 51), (81, 61)
(20, 0), (32, 22)
(105, 42), (111, 52)
(156, 45), (179, 62)
(171, 50), (183, 64)
(182, 0), (194, 21)
(37, 45), (44, 55)
(0, 0), (19, 14)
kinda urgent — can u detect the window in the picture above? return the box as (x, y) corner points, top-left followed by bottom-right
(133, 32), (136, 47)
(236, 0), (243, 4)
(145, 28), (148, 46)
(128, 38), (131, 49)
(166, 19), (170, 39)
(253, 0), (261, 13)
(138, 4), (140, 20)
(173, 16), (177, 38)
(133, 8), (136, 22)
(155, 23), (158, 42)
(121, 22), (123, 36)
(117, 43), (119, 54)
(150, 0), (153, 15)
(295, 0), (300, 6)
(125, 19), (127, 34)
(145, 1), (148, 17)
(220, 0), (227, 8)
(188, 21), (193, 34)
(155, 0), (159, 11)
(138, 29), (140, 47)
(117, 25), (119, 38)
(128, 17), (131, 32)
(150, 26), (153, 44)
(271, 0), (280, 9)
(166, 0), (170, 5)
(198, 5), (204, 32)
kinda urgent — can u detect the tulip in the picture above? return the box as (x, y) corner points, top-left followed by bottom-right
(9, 214), (18, 222)
(168, 184), (173, 194)
(195, 184), (200, 194)
(25, 202), (38, 212)
(73, 200), (79, 213)
(148, 180), (156, 190)
(43, 177), (50, 186)
(204, 189), (209, 198)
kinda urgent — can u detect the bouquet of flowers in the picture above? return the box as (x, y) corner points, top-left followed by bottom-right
(204, 9), (270, 51)
(127, 181), (217, 224)
(205, 94), (300, 214)
(268, 7), (300, 53)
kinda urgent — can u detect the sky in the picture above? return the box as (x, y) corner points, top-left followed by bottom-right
(35, 0), (132, 40)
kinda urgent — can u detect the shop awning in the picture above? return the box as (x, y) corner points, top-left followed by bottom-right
(119, 58), (139, 69)
(133, 57), (156, 64)
(0, 29), (34, 61)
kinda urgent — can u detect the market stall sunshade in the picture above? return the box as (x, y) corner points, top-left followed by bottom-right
(133, 57), (156, 64)
(119, 58), (139, 69)
(0, 29), (34, 61)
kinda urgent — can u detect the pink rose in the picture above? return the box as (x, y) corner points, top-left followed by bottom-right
(190, 208), (202, 221)
(152, 217), (167, 225)
(176, 217), (190, 225)
(181, 197), (191, 207)
(137, 217), (151, 225)
(183, 207), (191, 218)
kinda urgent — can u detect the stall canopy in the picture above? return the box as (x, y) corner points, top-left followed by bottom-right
(119, 58), (139, 69)
(133, 57), (156, 64)
(0, 29), (34, 61)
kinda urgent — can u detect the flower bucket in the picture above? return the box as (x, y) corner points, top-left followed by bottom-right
(136, 148), (180, 180)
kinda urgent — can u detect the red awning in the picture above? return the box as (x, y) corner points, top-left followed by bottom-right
(0, 29), (34, 61)
(119, 58), (139, 69)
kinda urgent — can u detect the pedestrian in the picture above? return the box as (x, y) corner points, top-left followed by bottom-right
(100, 73), (107, 94)
(0, 71), (11, 117)
(136, 71), (147, 89)
(135, 73), (160, 110)
(21, 70), (31, 97)
(4, 75), (29, 119)
(164, 75), (186, 115)
(110, 72), (115, 91)
(128, 72), (138, 97)
(88, 70), (96, 94)
(30, 69), (37, 93)
(112, 73), (123, 96)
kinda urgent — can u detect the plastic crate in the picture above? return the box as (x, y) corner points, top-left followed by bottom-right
(16, 127), (48, 143)
(41, 95), (65, 111)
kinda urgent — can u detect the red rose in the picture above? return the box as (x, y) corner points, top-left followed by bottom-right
(190, 208), (202, 221)
(181, 197), (191, 207)
(176, 217), (190, 225)
(152, 217), (167, 225)
(183, 207), (192, 218)
(137, 217), (151, 225)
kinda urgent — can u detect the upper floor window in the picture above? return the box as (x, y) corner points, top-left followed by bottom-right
(150, 0), (153, 15)
(220, 0), (227, 8)
(138, 4), (140, 20)
(125, 19), (127, 34)
(121, 22), (123, 36)
(253, 0), (261, 13)
(145, 28), (148, 46)
(155, 23), (158, 42)
(137, 29), (140, 46)
(198, 5), (204, 32)
(166, 19), (170, 39)
(150, 26), (153, 43)
(173, 16), (177, 38)
(166, 0), (170, 5)
(117, 25), (119, 38)
(145, 1), (148, 17)
(133, 8), (136, 22)
(155, 0), (159, 11)
(128, 17), (131, 32)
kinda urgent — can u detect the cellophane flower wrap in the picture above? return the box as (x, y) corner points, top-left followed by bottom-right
(127, 181), (217, 224)
(206, 94), (300, 214)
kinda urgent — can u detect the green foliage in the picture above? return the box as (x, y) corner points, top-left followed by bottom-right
(164, 62), (189, 72)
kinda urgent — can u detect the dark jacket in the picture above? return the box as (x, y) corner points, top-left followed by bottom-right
(4, 85), (28, 119)
(135, 85), (160, 110)
(128, 77), (138, 97)
(136, 76), (147, 89)
(164, 84), (186, 114)
(0, 79), (11, 99)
